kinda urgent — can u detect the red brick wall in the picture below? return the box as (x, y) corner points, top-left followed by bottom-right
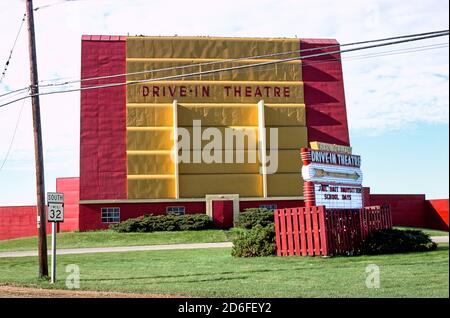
(301, 39), (350, 146)
(56, 177), (80, 232)
(0, 206), (54, 240)
(369, 194), (426, 228)
(426, 199), (449, 231)
(80, 36), (127, 200)
(79, 202), (207, 231)
(239, 200), (304, 211)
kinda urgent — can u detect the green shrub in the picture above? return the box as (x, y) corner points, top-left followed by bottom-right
(109, 214), (213, 232)
(231, 224), (276, 257)
(359, 228), (437, 255)
(235, 208), (274, 229)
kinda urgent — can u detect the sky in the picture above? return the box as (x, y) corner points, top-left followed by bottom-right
(0, 0), (448, 206)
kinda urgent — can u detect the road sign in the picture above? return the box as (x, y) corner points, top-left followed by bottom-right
(47, 192), (64, 284)
(47, 192), (64, 204)
(48, 203), (64, 222)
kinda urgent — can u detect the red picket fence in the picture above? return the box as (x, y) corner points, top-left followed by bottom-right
(360, 205), (393, 239)
(274, 205), (392, 257)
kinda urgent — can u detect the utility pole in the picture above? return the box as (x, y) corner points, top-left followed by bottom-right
(25, 0), (48, 278)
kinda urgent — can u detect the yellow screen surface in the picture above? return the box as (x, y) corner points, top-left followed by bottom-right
(126, 36), (307, 199)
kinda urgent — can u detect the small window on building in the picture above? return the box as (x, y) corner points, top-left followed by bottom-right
(166, 206), (185, 215)
(259, 204), (277, 211)
(101, 207), (120, 223)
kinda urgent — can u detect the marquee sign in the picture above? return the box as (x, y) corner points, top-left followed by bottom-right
(301, 143), (364, 209)
(310, 141), (352, 154)
(313, 184), (363, 209)
(301, 163), (363, 186)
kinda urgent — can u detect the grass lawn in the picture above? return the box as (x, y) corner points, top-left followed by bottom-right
(0, 244), (448, 297)
(395, 227), (448, 237)
(0, 226), (446, 252)
(0, 229), (240, 252)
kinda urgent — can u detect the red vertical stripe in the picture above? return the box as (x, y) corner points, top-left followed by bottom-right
(300, 39), (350, 146)
(298, 207), (307, 256)
(311, 206), (321, 255)
(56, 177), (80, 232)
(292, 208), (301, 256)
(274, 209), (282, 256)
(279, 209), (288, 256)
(285, 209), (294, 256)
(304, 206), (314, 255)
(318, 206), (328, 255)
(80, 36), (127, 200)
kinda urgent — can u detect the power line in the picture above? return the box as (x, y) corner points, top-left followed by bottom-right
(1, 32), (448, 108)
(0, 87), (29, 99)
(34, 0), (91, 11)
(0, 88), (31, 104)
(0, 97), (27, 172)
(211, 42), (449, 78)
(2, 33), (448, 107)
(0, 30), (448, 109)
(171, 43), (450, 85)
(5, 40), (444, 100)
(0, 13), (26, 83)
(4, 29), (448, 95)
(38, 31), (450, 93)
(35, 29), (449, 88)
(341, 43), (448, 61)
(0, 44), (448, 112)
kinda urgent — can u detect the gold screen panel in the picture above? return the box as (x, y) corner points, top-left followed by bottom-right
(180, 126), (259, 150)
(127, 104), (173, 127)
(266, 127), (308, 150)
(128, 176), (175, 199)
(274, 150), (303, 173)
(265, 104), (306, 126)
(127, 152), (174, 175)
(127, 59), (302, 82)
(179, 150), (260, 174)
(179, 174), (262, 198)
(126, 36), (306, 199)
(127, 128), (173, 151)
(177, 103), (258, 127)
(267, 173), (303, 197)
(127, 37), (300, 59)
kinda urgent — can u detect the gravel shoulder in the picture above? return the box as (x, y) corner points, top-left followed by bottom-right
(0, 284), (181, 298)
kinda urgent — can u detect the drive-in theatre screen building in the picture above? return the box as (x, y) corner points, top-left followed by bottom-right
(77, 35), (350, 230)
(1, 35), (447, 240)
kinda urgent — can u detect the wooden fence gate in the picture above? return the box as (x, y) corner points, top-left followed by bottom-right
(274, 205), (392, 256)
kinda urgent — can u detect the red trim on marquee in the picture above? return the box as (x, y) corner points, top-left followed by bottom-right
(300, 147), (361, 168)
(303, 181), (316, 207)
(80, 36), (127, 200)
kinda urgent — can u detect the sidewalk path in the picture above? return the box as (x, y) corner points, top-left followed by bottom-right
(431, 236), (449, 243)
(0, 236), (447, 258)
(0, 242), (233, 258)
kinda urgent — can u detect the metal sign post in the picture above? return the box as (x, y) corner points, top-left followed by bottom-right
(47, 192), (64, 284)
(51, 221), (56, 283)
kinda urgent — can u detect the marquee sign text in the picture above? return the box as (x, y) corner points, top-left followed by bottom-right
(142, 85), (292, 98)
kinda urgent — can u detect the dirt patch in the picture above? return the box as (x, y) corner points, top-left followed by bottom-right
(0, 284), (181, 298)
